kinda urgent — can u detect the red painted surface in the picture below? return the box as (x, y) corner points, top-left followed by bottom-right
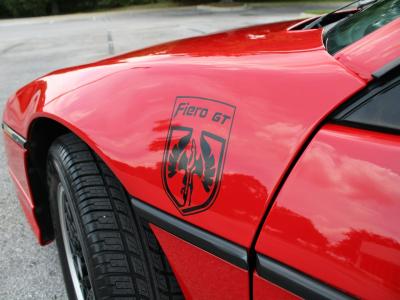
(2, 12), (398, 299)
(335, 18), (400, 81)
(256, 124), (400, 299)
(253, 273), (299, 300)
(150, 224), (249, 299)
(3, 133), (42, 241)
(2, 19), (365, 248)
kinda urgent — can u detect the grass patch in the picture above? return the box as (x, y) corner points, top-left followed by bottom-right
(204, 2), (246, 7)
(304, 9), (331, 14)
(95, 0), (182, 12)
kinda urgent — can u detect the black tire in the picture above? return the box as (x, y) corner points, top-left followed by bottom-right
(47, 133), (183, 300)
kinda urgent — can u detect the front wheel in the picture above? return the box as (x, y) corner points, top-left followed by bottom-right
(47, 133), (183, 300)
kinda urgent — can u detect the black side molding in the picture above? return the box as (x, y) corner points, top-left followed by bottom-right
(372, 57), (400, 79)
(131, 198), (248, 270)
(256, 254), (355, 300)
(2, 122), (27, 148)
(133, 199), (357, 297)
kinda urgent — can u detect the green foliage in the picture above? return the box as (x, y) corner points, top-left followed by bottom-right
(97, 0), (152, 8)
(0, 2), (11, 17)
(3, 0), (50, 17)
(0, 0), (156, 17)
(56, 0), (98, 13)
(171, 0), (212, 4)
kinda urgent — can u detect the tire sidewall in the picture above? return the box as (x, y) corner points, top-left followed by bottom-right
(47, 145), (96, 300)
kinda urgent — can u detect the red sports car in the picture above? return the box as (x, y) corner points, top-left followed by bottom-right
(2, 0), (400, 299)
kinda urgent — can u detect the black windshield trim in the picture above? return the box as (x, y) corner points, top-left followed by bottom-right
(331, 72), (400, 135)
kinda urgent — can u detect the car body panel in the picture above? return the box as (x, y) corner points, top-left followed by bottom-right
(2, 14), (398, 299)
(335, 18), (400, 81)
(3, 19), (367, 249)
(3, 63), (135, 137)
(150, 224), (249, 300)
(4, 47), (365, 249)
(253, 273), (299, 300)
(3, 132), (42, 239)
(4, 18), (365, 248)
(256, 124), (400, 299)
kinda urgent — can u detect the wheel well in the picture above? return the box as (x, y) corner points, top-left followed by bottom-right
(28, 118), (70, 243)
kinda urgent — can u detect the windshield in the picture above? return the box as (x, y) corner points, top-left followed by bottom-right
(324, 0), (400, 55)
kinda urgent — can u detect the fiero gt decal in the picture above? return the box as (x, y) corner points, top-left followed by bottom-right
(162, 96), (236, 215)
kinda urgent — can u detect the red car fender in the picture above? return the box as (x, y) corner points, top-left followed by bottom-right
(12, 49), (364, 248)
(6, 17), (394, 299)
(3, 23), (366, 246)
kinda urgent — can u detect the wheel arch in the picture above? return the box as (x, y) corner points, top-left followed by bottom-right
(26, 115), (119, 244)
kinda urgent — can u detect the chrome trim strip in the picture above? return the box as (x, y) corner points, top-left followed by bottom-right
(1, 122), (27, 148)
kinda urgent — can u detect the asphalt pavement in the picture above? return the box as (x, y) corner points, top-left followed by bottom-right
(0, 3), (343, 299)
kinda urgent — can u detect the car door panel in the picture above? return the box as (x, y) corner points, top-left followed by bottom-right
(253, 273), (299, 300)
(255, 124), (400, 299)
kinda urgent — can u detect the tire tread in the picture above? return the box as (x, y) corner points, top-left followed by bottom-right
(49, 133), (183, 300)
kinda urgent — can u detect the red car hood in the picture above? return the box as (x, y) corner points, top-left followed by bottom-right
(28, 19), (326, 105)
(111, 19), (324, 58)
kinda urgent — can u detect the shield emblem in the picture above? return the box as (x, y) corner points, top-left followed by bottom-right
(162, 97), (236, 215)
